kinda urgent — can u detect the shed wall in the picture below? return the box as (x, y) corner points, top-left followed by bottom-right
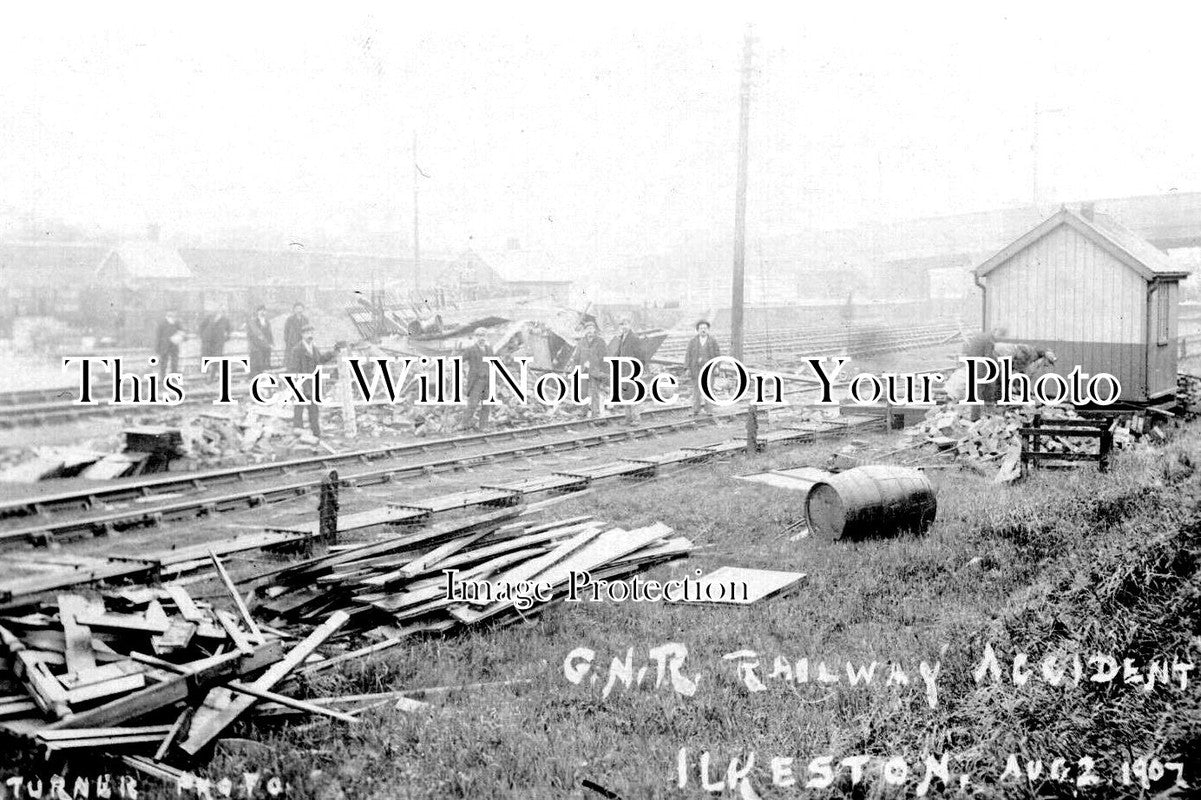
(983, 223), (1151, 401)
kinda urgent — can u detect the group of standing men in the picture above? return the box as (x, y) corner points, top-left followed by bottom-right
(456, 317), (723, 431)
(155, 302), (345, 439)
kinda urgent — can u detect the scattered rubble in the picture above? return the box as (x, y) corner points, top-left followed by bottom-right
(901, 404), (1141, 482)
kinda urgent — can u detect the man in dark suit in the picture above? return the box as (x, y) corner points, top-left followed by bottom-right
(199, 309), (231, 382)
(154, 310), (185, 381)
(684, 319), (721, 416)
(283, 302), (309, 370)
(290, 324), (332, 437)
(572, 321), (608, 418)
(247, 305), (274, 377)
(457, 328), (495, 431)
(611, 317), (646, 424)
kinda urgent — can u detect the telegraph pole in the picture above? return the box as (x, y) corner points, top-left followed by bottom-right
(413, 131), (421, 295)
(731, 29), (754, 361)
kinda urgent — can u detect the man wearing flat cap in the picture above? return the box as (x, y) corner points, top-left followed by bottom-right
(458, 328), (495, 431)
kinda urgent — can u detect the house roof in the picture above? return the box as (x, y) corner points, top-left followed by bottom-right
(101, 242), (193, 280)
(975, 207), (1190, 281)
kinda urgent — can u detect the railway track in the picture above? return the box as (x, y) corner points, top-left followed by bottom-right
(0, 372), (276, 428)
(0, 412), (880, 604)
(0, 406), (783, 545)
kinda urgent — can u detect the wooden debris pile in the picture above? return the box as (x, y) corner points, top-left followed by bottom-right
(1178, 374), (1201, 419)
(175, 407), (308, 464)
(250, 510), (692, 634)
(0, 511), (688, 773)
(902, 405), (1139, 480)
(0, 565), (365, 769)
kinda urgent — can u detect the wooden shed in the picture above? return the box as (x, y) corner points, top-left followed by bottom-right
(974, 206), (1190, 402)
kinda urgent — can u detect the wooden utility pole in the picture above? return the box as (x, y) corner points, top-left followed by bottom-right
(731, 30), (754, 361)
(413, 131), (421, 294)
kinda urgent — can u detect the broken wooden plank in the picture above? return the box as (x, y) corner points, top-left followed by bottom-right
(176, 611), (349, 756)
(222, 682), (358, 724)
(162, 585), (205, 623)
(44, 641), (285, 731)
(215, 610), (254, 654)
(686, 566), (806, 605)
(294, 637), (406, 677)
(65, 673), (147, 705)
(15, 650), (72, 717)
(73, 611), (169, 636)
(151, 619), (197, 655)
(155, 709), (189, 761)
(59, 660), (146, 690)
(209, 551), (263, 643)
(56, 594), (98, 676)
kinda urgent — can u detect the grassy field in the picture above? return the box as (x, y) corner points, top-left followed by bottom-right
(8, 423), (1201, 798)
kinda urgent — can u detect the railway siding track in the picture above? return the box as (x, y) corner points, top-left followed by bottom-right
(0, 406), (698, 520)
(0, 413), (878, 605)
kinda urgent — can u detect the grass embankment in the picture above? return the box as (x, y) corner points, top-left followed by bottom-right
(19, 426), (1201, 798)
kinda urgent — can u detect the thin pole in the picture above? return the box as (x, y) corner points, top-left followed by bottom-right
(731, 30), (754, 361)
(413, 131), (421, 294)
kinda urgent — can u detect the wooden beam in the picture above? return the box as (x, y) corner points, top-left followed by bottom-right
(222, 682), (358, 724)
(294, 636), (405, 677)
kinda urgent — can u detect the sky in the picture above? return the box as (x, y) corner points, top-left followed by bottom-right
(3, 3), (1201, 273)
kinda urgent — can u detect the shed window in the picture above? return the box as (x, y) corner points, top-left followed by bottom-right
(1157, 288), (1170, 346)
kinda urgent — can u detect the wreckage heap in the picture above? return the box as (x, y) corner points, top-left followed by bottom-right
(0, 509), (689, 778)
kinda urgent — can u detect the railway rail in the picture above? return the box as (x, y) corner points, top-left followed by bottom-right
(0, 405), (883, 546)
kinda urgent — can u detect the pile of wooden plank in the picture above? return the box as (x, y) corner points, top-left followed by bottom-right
(0, 510), (688, 773)
(0, 557), (361, 768)
(250, 509), (692, 634)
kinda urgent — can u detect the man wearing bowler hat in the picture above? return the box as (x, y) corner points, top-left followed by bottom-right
(684, 319), (721, 416)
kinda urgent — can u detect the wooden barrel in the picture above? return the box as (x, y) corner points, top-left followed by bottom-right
(804, 466), (937, 540)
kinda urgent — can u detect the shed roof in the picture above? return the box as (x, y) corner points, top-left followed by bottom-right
(975, 207), (1190, 281)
